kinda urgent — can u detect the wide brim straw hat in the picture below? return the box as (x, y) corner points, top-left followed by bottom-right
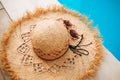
(0, 6), (103, 80)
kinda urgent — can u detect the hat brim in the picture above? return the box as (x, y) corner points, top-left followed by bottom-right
(0, 6), (103, 80)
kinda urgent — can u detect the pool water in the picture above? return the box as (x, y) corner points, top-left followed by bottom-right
(59, 0), (120, 61)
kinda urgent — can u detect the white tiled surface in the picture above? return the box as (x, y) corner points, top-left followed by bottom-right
(0, 0), (120, 80)
(0, 2), (3, 9)
(94, 47), (120, 80)
(1, 0), (60, 20)
(0, 9), (11, 39)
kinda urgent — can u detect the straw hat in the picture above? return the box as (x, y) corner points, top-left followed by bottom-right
(0, 6), (103, 80)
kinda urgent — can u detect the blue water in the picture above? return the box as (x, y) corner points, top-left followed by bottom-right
(59, 0), (120, 61)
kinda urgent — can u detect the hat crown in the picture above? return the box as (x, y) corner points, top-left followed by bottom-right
(31, 19), (69, 60)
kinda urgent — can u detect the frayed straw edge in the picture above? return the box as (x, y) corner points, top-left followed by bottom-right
(78, 28), (103, 80)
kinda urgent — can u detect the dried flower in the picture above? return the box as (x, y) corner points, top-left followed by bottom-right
(70, 29), (79, 39)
